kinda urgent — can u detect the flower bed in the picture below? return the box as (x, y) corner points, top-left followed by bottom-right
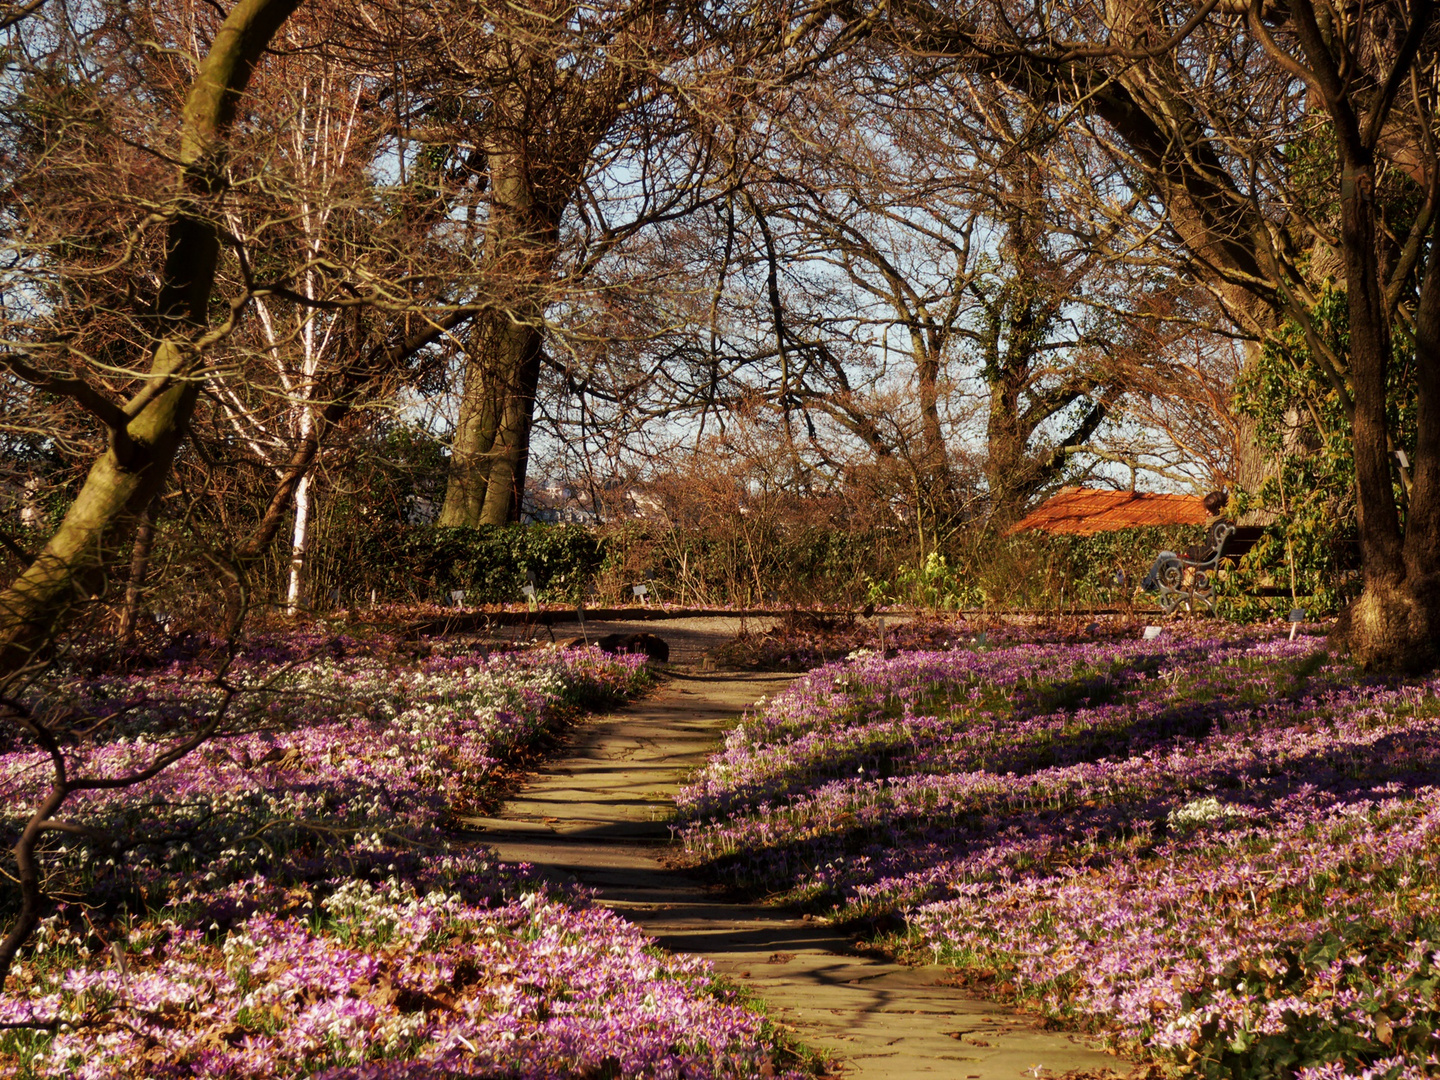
(2, 638), (802, 1079)
(713, 612), (1152, 672)
(677, 629), (1440, 1080)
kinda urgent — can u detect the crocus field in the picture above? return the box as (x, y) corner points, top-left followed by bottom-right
(1, 636), (802, 1079)
(677, 628), (1440, 1080)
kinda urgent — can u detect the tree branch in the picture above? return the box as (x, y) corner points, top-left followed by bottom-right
(0, 354), (130, 433)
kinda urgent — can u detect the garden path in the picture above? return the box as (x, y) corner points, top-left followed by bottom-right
(465, 667), (1128, 1079)
(489, 614), (783, 664)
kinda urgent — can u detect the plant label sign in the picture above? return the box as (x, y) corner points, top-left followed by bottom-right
(522, 583), (538, 611)
(449, 589), (466, 608)
(1143, 626), (1163, 641)
(633, 584), (649, 603)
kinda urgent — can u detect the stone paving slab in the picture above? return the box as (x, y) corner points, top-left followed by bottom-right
(465, 668), (1131, 1080)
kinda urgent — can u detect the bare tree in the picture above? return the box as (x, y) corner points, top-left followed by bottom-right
(848, 0), (1440, 666)
(0, 0), (303, 672)
(654, 59), (1220, 538)
(338, 0), (724, 526)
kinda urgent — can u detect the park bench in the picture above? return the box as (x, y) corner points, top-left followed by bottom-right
(1141, 521), (1262, 614)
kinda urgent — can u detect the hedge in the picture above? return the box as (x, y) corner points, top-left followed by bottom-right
(341, 524), (605, 606)
(309, 520), (1220, 612)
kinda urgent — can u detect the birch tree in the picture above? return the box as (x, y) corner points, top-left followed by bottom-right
(209, 49), (376, 615)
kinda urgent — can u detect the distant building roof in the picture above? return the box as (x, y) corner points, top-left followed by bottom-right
(1010, 486), (1209, 535)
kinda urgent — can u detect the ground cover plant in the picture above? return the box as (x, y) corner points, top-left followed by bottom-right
(713, 611), (1144, 672)
(677, 626), (1440, 1079)
(1, 634), (805, 1079)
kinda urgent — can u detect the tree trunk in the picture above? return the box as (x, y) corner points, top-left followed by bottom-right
(912, 340), (955, 520)
(118, 501), (159, 646)
(438, 338), (502, 526)
(439, 313), (544, 526)
(985, 367), (1030, 526)
(1346, 213), (1440, 669)
(477, 323), (544, 525)
(917, 355), (946, 473)
(1230, 341), (1277, 504)
(439, 137), (559, 528)
(1404, 222), (1440, 580)
(285, 471), (313, 616)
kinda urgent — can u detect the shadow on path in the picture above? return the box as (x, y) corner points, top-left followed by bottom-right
(464, 668), (1129, 1079)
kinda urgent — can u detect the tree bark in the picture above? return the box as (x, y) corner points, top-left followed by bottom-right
(439, 313), (546, 526)
(439, 135), (560, 527)
(985, 363), (1029, 525)
(438, 334), (503, 526)
(284, 471), (312, 615)
(912, 336), (955, 516)
(118, 501), (159, 646)
(1230, 344), (1276, 499)
(477, 323), (545, 525)
(1405, 223), (1440, 578)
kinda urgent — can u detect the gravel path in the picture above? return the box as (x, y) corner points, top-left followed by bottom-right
(462, 660), (1129, 1078)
